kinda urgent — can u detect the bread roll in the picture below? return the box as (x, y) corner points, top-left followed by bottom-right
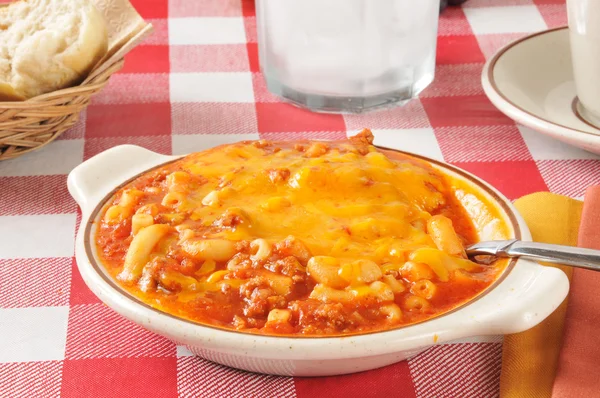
(0, 0), (108, 101)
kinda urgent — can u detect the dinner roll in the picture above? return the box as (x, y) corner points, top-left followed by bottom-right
(0, 0), (108, 100)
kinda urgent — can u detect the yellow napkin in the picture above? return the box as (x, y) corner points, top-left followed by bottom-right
(499, 193), (582, 398)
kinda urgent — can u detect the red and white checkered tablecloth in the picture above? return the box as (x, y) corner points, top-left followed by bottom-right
(0, 0), (598, 397)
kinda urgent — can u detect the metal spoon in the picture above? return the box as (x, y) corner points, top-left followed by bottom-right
(466, 239), (600, 271)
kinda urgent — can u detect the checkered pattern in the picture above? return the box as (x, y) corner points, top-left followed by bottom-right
(0, 1), (597, 397)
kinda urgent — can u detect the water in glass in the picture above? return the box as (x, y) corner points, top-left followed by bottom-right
(256, 0), (440, 113)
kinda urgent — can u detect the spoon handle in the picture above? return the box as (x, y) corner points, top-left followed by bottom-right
(467, 239), (600, 272)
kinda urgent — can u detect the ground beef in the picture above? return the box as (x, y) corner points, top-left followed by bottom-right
(213, 208), (248, 228)
(244, 317), (266, 329)
(348, 129), (374, 155)
(252, 140), (270, 148)
(263, 256), (305, 280)
(304, 142), (329, 158)
(292, 300), (353, 333)
(243, 288), (270, 318)
(273, 236), (312, 265)
(228, 268), (254, 280)
(232, 315), (246, 329)
(267, 168), (291, 183)
(349, 128), (374, 146)
(239, 277), (287, 318)
(227, 253), (254, 271)
(234, 240), (251, 253)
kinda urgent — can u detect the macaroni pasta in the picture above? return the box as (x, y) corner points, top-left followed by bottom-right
(95, 129), (509, 336)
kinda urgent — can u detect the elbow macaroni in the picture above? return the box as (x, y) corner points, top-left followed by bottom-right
(131, 213), (154, 235)
(181, 239), (236, 262)
(250, 239), (271, 261)
(427, 215), (467, 258)
(96, 129), (509, 336)
(118, 224), (171, 283)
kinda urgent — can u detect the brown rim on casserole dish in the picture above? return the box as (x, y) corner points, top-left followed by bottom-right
(83, 145), (521, 338)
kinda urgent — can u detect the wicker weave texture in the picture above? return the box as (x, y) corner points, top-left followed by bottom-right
(0, 59), (124, 161)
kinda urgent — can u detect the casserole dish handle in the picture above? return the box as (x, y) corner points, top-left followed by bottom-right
(465, 260), (569, 336)
(67, 145), (175, 213)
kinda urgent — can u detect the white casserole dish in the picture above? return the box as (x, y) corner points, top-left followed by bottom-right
(67, 144), (569, 377)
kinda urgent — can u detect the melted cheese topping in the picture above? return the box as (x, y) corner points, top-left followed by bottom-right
(175, 141), (448, 262)
(95, 130), (508, 336)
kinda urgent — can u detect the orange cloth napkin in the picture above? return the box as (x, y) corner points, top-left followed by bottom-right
(499, 187), (600, 398)
(552, 186), (600, 398)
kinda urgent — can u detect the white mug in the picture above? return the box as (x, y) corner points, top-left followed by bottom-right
(567, 0), (600, 127)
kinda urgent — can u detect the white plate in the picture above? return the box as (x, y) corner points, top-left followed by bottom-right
(482, 27), (600, 155)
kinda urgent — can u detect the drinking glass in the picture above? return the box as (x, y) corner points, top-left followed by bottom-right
(256, 0), (440, 113)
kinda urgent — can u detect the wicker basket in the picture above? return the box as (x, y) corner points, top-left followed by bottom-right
(0, 58), (124, 161)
